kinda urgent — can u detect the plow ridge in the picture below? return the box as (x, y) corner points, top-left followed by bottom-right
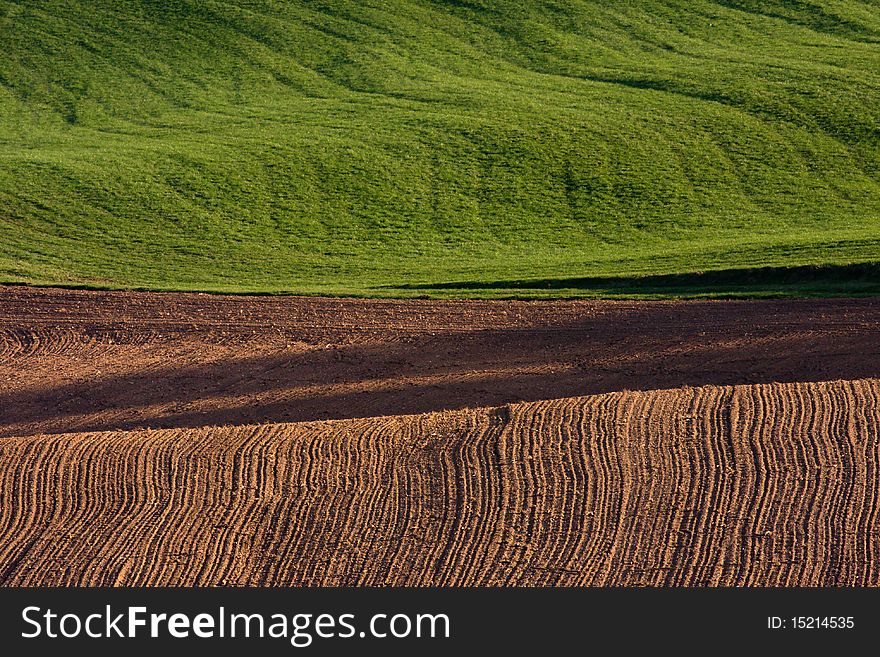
(1, 379), (878, 587)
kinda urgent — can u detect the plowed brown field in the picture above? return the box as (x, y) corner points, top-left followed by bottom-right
(0, 287), (878, 586)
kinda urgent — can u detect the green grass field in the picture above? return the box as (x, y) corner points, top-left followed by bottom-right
(1, 1), (878, 298)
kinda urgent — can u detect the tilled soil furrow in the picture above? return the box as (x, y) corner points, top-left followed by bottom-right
(2, 378), (879, 586)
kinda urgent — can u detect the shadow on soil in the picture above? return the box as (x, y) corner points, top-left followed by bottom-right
(1, 298), (879, 436)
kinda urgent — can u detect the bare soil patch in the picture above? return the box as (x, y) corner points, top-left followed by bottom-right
(1, 287), (878, 586)
(0, 379), (877, 586)
(1, 286), (878, 437)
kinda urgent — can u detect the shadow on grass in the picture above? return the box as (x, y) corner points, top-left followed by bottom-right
(1, 296), (879, 436)
(390, 262), (880, 297)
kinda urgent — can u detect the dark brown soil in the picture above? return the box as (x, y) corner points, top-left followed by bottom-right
(0, 286), (877, 437)
(1, 286), (879, 586)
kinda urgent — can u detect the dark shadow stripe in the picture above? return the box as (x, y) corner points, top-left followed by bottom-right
(389, 262), (880, 296)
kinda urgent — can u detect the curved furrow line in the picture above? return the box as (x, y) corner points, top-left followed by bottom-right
(642, 388), (682, 586)
(814, 381), (847, 585)
(122, 431), (192, 586)
(764, 381), (805, 586)
(568, 391), (619, 586)
(273, 421), (334, 584)
(631, 389), (677, 586)
(114, 431), (196, 586)
(663, 386), (709, 586)
(446, 406), (509, 586)
(713, 385), (742, 585)
(831, 380), (863, 586)
(498, 401), (544, 586)
(508, 398), (553, 587)
(685, 385), (729, 586)
(245, 427), (314, 586)
(164, 428), (229, 586)
(113, 429), (220, 586)
(541, 397), (593, 585)
(287, 422), (359, 587)
(477, 405), (518, 587)
(346, 420), (407, 586)
(109, 430), (192, 586)
(0, 328), (116, 364)
(790, 380), (826, 585)
(528, 399), (585, 586)
(644, 388), (682, 586)
(185, 426), (264, 586)
(859, 380), (880, 585)
(599, 390), (641, 586)
(741, 384), (771, 587)
(741, 383), (778, 586)
(850, 380), (880, 585)
(713, 384), (750, 586)
(588, 390), (640, 586)
(613, 388), (660, 585)
(799, 381), (832, 586)
(337, 420), (403, 586)
(258, 422), (348, 586)
(655, 388), (697, 587)
(2, 433), (100, 585)
(383, 416), (447, 586)
(1, 378), (879, 586)
(761, 382), (802, 587)
(467, 407), (518, 587)
(75, 431), (148, 586)
(314, 419), (387, 586)
(797, 382), (834, 585)
(0, 437), (36, 582)
(650, 388), (694, 586)
(297, 419), (398, 586)
(41, 433), (124, 585)
(534, 397), (586, 586)
(729, 383), (758, 586)
(0, 434), (80, 585)
(841, 378), (877, 585)
(683, 385), (718, 586)
(822, 380), (862, 586)
(401, 413), (472, 587)
(435, 412), (495, 586)
(357, 417), (423, 586)
(835, 379), (868, 586)
(781, 380), (816, 585)
(762, 381), (799, 587)
(213, 424), (289, 585)
(817, 379), (851, 584)
(0, 328), (45, 361)
(560, 395), (602, 586)
(84, 430), (195, 586)
(505, 397), (550, 586)
(396, 412), (480, 586)
(426, 414), (477, 586)
(517, 399), (566, 586)
(377, 416), (429, 585)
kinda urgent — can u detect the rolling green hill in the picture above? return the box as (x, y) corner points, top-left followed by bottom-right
(1, 0), (879, 297)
